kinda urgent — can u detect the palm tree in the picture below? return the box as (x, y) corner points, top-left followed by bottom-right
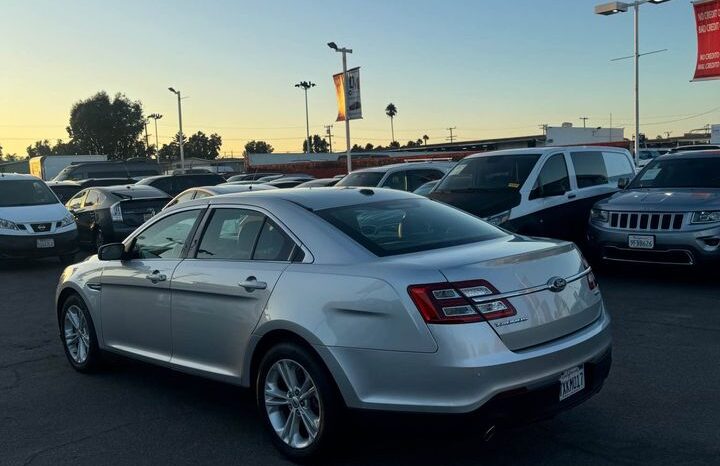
(423, 134), (429, 146)
(385, 103), (398, 144)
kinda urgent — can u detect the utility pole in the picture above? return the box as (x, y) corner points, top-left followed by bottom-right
(539, 123), (548, 136)
(143, 120), (150, 155)
(446, 127), (457, 143)
(148, 114), (163, 157)
(580, 117), (590, 128)
(168, 88), (185, 170)
(325, 125), (334, 153)
(295, 81), (316, 153)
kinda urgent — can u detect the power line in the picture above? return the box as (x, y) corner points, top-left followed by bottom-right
(446, 127), (457, 143)
(324, 125), (334, 153)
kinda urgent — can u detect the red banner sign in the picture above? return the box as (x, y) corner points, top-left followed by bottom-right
(694, 0), (720, 81)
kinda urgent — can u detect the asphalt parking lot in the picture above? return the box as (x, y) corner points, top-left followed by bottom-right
(1, 258), (719, 466)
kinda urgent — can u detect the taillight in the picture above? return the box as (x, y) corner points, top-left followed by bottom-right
(581, 256), (598, 291)
(110, 202), (123, 222)
(408, 280), (516, 324)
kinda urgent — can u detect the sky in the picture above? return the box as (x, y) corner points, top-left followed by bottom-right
(0, 0), (717, 157)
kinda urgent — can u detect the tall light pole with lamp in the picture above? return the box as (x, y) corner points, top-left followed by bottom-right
(328, 42), (353, 173)
(294, 81), (316, 154)
(595, 0), (672, 166)
(168, 87), (185, 170)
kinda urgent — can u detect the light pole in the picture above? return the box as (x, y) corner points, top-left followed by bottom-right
(328, 42), (353, 173)
(294, 81), (316, 154)
(148, 113), (163, 158)
(168, 87), (185, 170)
(595, 0), (671, 166)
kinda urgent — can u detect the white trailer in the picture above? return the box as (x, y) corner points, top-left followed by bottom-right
(28, 155), (108, 181)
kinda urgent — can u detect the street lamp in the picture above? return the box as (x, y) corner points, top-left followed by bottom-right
(328, 41), (353, 173)
(294, 81), (316, 154)
(147, 113), (163, 158)
(595, 0), (672, 165)
(168, 87), (185, 170)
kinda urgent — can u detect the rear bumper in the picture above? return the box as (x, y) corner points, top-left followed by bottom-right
(588, 223), (720, 265)
(317, 306), (611, 414)
(0, 229), (79, 258)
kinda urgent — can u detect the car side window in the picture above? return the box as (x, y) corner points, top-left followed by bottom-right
(152, 178), (174, 194)
(570, 151), (608, 189)
(530, 154), (570, 199)
(67, 191), (88, 211)
(196, 209), (265, 260)
(407, 169), (444, 192)
(83, 190), (103, 207)
(130, 209), (202, 260)
(253, 220), (297, 262)
(602, 152), (634, 183)
(382, 171), (407, 190)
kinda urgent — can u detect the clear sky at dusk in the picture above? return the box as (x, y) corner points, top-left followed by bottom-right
(1, 0), (716, 156)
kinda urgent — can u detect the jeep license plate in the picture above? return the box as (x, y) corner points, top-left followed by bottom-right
(628, 235), (654, 249)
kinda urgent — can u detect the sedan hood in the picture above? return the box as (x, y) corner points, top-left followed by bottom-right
(597, 188), (720, 212)
(0, 202), (67, 223)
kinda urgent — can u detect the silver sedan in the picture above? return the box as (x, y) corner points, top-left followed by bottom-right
(56, 187), (612, 460)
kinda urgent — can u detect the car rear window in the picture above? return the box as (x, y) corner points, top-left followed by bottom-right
(316, 198), (505, 257)
(630, 157), (720, 189)
(335, 172), (384, 187)
(0, 180), (59, 207)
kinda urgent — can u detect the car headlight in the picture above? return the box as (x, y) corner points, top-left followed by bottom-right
(590, 208), (609, 224)
(691, 211), (720, 224)
(485, 210), (510, 226)
(0, 218), (19, 231)
(59, 212), (76, 228)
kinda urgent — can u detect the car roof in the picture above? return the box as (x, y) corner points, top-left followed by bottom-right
(350, 161), (454, 173)
(202, 184), (276, 194)
(138, 173), (222, 182)
(94, 184), (168, 197)
(46, 180), (81, 187)
(463, 145), (630, 161)
(0, 173), (44, 181)
(198, 186), (417, 211)
(656, 151), (720, 160)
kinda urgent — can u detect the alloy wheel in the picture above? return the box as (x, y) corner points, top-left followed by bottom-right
(63, 305), (91, 364)
(264, 359), (322, 449)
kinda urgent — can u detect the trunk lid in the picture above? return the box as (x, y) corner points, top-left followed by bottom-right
(118, 198), (169, 227)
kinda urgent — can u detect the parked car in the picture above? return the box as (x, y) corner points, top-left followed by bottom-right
(588, 151), (720, 266)
(637, 149), (668, 168)
(164, 184), (278, 210)
(667, 144), (720, 154)
(295, 178), (340, 188)
(47, 181), (84, 204)
(335, 161), (453, 192)
(65, 185), (170, 250)
(429, 147), (636, 244)
(265, 176), (316, 189)
(227, 172), (283, 182)
(0, 174), (78, 263)
(53, 160), (162, 181)
(412, 180), (439, 196)
(56, 188), (611, 461)
(135, 173), (226, 197)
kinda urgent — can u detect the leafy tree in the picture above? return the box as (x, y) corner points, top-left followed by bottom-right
(302, 135), (329, 153)
(186, 131), (222, 159)
(244, 140), (274, 155)
(389, 141), (400, 149)
(350, 144), (364, 152)
(26, 139), (78, 157)
(66, 91), (145, 159)
(385, 103), (398, 144)
(364, 143), (375, 151)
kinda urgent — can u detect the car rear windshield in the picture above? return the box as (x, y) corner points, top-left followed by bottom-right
(630, 157), (720, 189)
(335, 172), (384, 187)
(316, 198), (506, 257)
(0, 180), (59, 207)
(434, 154), (540, 193)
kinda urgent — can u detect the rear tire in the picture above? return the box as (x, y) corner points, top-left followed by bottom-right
(256, 342), (343, 462)
(59, 294), (102, 373)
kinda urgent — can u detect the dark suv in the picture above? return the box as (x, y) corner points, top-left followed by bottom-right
(66, 185), (170, 250)
(136, 174), (226, 197)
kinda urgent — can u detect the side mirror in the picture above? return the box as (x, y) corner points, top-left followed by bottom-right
(98, 243), (125, 261)
(617, 177), (630, 189)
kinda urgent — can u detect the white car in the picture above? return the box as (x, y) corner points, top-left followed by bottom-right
(0, 173), (79, 263)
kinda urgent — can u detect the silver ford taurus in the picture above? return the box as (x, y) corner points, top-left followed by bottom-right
(56, 187), (611, 460)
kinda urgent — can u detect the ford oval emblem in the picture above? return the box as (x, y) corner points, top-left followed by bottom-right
(548, 277), (567, 293)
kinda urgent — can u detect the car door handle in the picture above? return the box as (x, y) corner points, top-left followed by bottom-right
(239, 277), (267, 292)
(145, 271), (167, 283)
(567, 193), (577, 199)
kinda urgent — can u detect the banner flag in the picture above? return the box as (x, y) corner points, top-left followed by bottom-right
(333, 67), (362, 121)
(693, 0), (720, 81)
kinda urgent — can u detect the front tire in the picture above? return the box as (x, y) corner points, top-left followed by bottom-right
(60, 295), (101, 373)
(256, 343), (343, 462)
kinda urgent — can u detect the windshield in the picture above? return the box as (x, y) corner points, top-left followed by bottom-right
(316, 198), (505, 257)
(335, 172), (384, 188)
(630, 157), (720, 189)
(0, 180), (59, 207)
(434, 154), (540, 193)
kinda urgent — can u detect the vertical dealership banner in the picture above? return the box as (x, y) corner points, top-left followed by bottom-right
(693, 0), (720, 81)
(333, 67), (362, 121)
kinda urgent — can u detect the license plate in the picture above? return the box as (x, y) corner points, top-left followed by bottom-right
(559, 366), (585, 401)
(628, 235), (654, 249)
(36, 238), (55, 249)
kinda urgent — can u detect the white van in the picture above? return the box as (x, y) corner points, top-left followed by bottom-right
(0, 174), (79, 263)
(429, 146), (636, 243)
